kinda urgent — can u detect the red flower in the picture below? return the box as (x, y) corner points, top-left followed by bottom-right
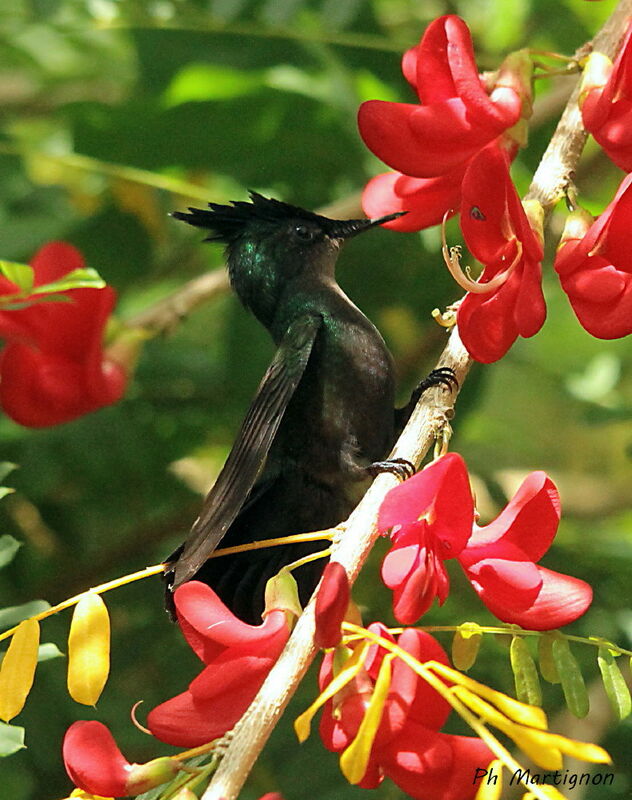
(358, 15), (531, 232)
(379, 454), (592, 629)
(146, 581), (290, 747)
(378, 453), (473, 624)
(63, 721), (178, 797)
(554, 180), (632, 339)
(314, 561), (350, 649)
(319, 628), (494, 799)
(456, 145), (546, 363)
(458, 472), (593, 630)
(580, 22), (632, 172)
(0, 242), (126, 427)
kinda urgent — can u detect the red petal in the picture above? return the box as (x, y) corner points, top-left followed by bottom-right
(362, 171), (461, 232)
(461, 146), (514, 263)
(429, 453), (474, 556)
(378, 453), (472, 539)
(442, 16), (521, 129)
(390, 552), (444, 625)
(0, 344), (125, 428)
(357, 101), (434, 177)
(382, 725), (494, 800)
(513, 258), (546, 338)
(147, 680), (256, 747)
(381, 531), (422, 587)
(456, 278), (520, 363)
(62, 721), (130, 797)
(314, 561), (350, 649)
(414, 16), (459, 103)
(601, 173), (632, 272)
(466, 472), (560, 561)
(399, 630), (451, 731)
(478, 566), (593, 630)
(188, 651), (276, 700)
(174, 581), (289, 661)
(464, 556), (543, 611)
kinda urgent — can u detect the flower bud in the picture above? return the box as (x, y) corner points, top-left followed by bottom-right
(264, 569), (302, 623)
(125, 756), (180, 795)
(494, 49), (534, 119)
(557, 207), (594, 248)
(578, 51), (613, 108)
(315, 562), (350, 649)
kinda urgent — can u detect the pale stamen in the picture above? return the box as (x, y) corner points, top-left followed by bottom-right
(441, 213), (522, 295)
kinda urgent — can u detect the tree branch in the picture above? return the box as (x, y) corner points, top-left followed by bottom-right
(199, 4), (632, 797)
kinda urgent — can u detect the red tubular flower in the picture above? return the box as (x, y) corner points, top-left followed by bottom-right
(358, 15), (532, 231)
(580, 22), (632, 172)
(458, 472), (592, 629)
(0, 242), (126, 427)
(457, 145), (546, 363)
(146, 581), (290, 747)
(379, 453), (592, 629)
(554, 179), (632, 339)
(315, 561), (350, 649)
(378, 453), (473, 624)
(63, 721), (178, 797)
(319, 629), (494, 799)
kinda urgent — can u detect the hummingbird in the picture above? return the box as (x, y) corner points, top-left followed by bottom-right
(165, 192), (455, 623)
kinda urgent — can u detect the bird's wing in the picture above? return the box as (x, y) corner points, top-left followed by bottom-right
(169, 312), (323, 588)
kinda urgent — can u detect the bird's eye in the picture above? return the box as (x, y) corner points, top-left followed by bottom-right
(293, 225), (315, 242)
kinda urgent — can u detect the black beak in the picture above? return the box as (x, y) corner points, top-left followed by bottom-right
(326, 211), (407, 239)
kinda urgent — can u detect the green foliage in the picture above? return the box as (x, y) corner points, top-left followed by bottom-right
(0, 0), (630, 798)
(0, 721), (25, 757)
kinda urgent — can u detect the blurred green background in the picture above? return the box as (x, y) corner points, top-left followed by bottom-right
(0, 0), (630, 798)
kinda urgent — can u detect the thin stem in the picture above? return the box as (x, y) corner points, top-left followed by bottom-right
(283, 548), (332, 573)
(0, 564), (165, 643)
(0, 532), (334, 643)
(95, 19), (406, 54)
(0, 144), (216, 203)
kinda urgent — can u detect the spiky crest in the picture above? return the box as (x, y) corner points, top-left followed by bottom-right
(171, 191), (338, 244)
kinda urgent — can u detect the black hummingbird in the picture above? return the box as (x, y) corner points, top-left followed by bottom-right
(165, 192), (455, 623)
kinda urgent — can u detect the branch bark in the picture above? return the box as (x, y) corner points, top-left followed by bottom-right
(198, 4), (632, 797)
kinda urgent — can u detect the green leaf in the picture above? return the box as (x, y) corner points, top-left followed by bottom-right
(0, 537), (21, 570)
(0, 489), (14, 502)
(597, 647), (631, 721)
(31, 268), (105, 294)
(0, 601), (49, 631)
(552, 638), (589, 718)
(538, 632), (561, 684)
(0, 722), (25, 757)
(164, 63), (263, 106)
(0, 261), (33, 293)
(510, 636), (542, 707)
(37, 643), (64, 662)
(451, 623), (483, 671)
(0, 464), (17, 483)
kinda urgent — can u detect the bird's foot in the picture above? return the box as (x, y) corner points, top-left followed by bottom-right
(367, 457), (415, 481)
(416, 366), (458, 395)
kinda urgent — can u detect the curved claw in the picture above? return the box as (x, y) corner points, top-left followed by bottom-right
(425, 367), (458, 392)
(367, 457), (416, 481)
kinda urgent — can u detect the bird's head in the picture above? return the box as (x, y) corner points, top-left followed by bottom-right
(173, 192), (404, 325)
